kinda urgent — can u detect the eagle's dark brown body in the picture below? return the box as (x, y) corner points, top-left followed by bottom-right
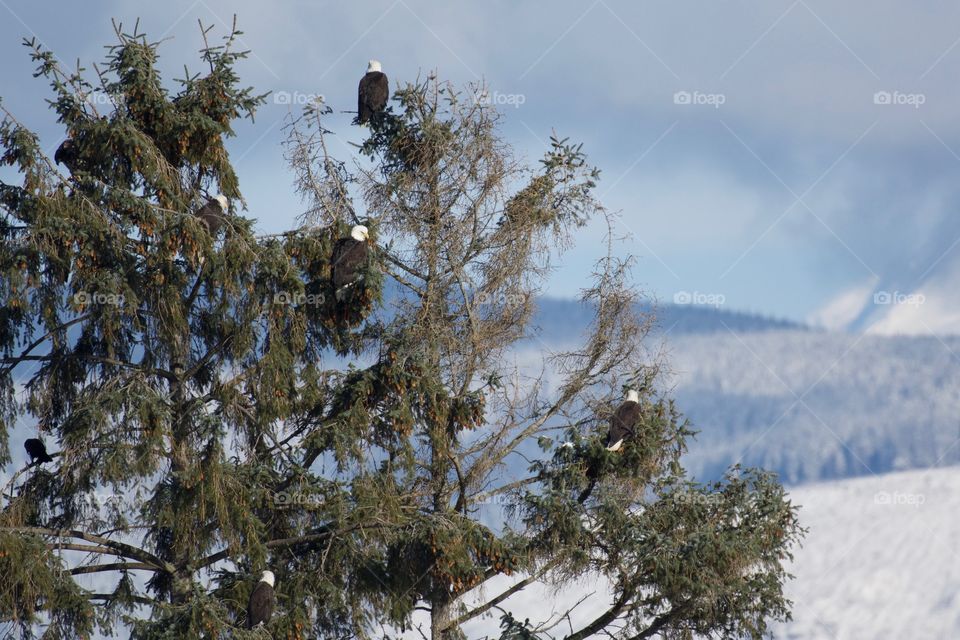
(607, 399), (641, 451)
(358, 70), (389, 124)
(25, 438), (53, 464)
(247, 578), (275, 628)
(332, 236), (369, 293)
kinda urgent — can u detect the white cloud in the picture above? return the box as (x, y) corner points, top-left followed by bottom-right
(807, 278), (877, 330)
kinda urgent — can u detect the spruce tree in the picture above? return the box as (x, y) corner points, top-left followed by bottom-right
(0, 21), (803, 639)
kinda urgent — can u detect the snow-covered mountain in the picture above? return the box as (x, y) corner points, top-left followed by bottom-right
(773, 467), (960, 639)
(669, 329), (960, 484)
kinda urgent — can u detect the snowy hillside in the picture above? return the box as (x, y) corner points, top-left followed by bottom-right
(668, 330), (960, 484)
(773, 467), (960, 639)
(409, 467), (960, 639)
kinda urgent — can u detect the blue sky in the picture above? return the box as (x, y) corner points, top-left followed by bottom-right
(2, 0), (960, 324)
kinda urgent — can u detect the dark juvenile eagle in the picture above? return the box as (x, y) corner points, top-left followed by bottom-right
(358, 60), (389, 124)
(54, 138), (83, 173)
(54, 139), (75, 166)
(607, 388), (641, 451)
(24, 438), (53, 465)
(332, 224), (370, 300)
(195, 194), (229, 235)
(247, 570), (276, 629)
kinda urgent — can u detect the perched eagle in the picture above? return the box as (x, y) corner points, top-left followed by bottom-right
(332, 225), (370, 300)
(606, 388), (641, 451)
(195, 194), (229, 235)
(54, 138), (81, 173)
(358, 60), (389, 124)
(247, 570), (276, 629)
(24, 438), (53, 465)
(54, 139), (74, 165)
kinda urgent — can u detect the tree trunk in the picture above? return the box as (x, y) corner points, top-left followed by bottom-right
(169, 333), (193, 603)
(431, 600), (460, 640)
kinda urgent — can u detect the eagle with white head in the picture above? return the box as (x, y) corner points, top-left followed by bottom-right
(195, 194), (229, 236)
(332, 224), (371, 301)
(247, 570), (276, 628)
(606, 388), (641, 451)
(358, 60), (389, 124)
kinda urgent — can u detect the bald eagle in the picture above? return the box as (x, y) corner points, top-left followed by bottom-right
(332, 225), (371, 301)
(247, 570), (276, 628)
(195, 195), (229, 235)
(24, 438), (53, 465)
(358, 60), (389, 124)
(607, 388), (641, 451)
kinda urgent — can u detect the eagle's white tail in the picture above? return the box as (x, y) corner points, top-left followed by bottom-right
(335, 279), (363, 301)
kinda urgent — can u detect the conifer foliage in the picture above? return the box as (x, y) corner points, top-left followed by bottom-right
(0, 20), (802, 640)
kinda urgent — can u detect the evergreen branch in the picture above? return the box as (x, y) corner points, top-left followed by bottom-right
(46, 543), (126, 557)
(2, 455), (62, 502)
(449, 261), (481, 397)
(625, 602), (691, 640)
(0, 312), (92, 375)
(0, 354), (178, 383)
(447, 449), (468, 514)
(193, 529), (343, 570)
(194, 522), (399, 571)
(70, 562), (156, 575)
(471, 475), (539, 505)
(184, 331), (235, 381)
(443, 558), (562, 630)
(562, 587), (635, 640)
(89, 593), (158, 606)
(184, 263), (207, 309)
(468, 382), (581, 488)
(4, 527), (174, 573)
(382, 249), (427, 288)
